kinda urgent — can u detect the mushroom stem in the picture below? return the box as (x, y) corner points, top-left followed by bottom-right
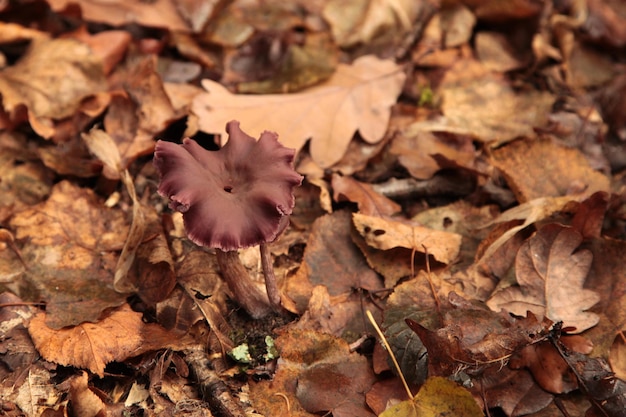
(216, 249), (273, 319)
(260, 242), (282, 310)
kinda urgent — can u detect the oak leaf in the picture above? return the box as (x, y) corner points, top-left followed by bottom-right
(192, 55), (405, 167)
(487, 224), (600, 333)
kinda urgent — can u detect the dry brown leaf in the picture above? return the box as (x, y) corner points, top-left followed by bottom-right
(491, 139), (610, 203)
(411, 59), (554, 145)
(28, 304), (183, 377)
(323, 0), (422, 48)
(48, 0), (191, 31)
(332, 174), (401, 216)
(9, 180), (129, 328)
(288, 211), (382, 312)
(192, 55), (405, 167)
(389, 127), (476, 180)
(68, 372), (106, 417)
(352, 213), (462, 264)
(487, 224), (600, 333)
(0, 38), (106, 138)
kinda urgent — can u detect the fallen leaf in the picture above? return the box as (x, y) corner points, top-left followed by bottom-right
(193, 55), (405, 167)
(28, 304), (185, 377)
(9, 180), (129, 328)
(411, 59), (554, 145)
(332, 173), (401, 216)
(406, 293), (552, 377)
(379, 377), (483, 417)
(48, 0), (191, 31)
(0, 38), (106, 138)
(12, 366), (59, 417)
(487, 224), (601, 333)
(68, 372), (106, 417)
(475, 195), (575, 265)
(323, 0), (425, 48)
(491, 138), (610, 203)
(288, 210), (382, 312)
(389, 127), (476, 180)
(353, 212), (462, 264)
(475, 31), (528, 72)
(509, 335), (593, 394)
(470, 366), (554, 417)
(609, 334), (626, 382)
(250, 329), (376, 417)
(82, 129), (149, 295)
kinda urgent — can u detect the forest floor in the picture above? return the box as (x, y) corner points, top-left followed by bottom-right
(1, 0), (626, 416)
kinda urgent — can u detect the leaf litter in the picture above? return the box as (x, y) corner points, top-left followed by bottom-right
(0, 1), (625, 417)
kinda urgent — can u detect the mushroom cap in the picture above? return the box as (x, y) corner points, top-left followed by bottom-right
(154, 120), (303, 251)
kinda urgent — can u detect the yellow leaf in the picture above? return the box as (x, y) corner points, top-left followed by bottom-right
(380, 377), (483, 417)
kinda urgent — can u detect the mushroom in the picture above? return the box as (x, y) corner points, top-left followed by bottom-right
(154, 120), (302, 318)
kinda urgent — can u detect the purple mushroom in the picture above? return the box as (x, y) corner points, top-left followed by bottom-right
(154, 120), (303, 318)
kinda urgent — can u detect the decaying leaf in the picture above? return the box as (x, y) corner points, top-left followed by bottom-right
(249, 329), (376, 417)
(509, 334), (593, 394)
(193, 55), (405, 167)
(406, 292), (553, 377)
(28, 304), (187, 377)
(476, 195), (575, 265)
(353, 212), (462, 264)
(487, 224), (601, 333)
(9, 181), (129, 328)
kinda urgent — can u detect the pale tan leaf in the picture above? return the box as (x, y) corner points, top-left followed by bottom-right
(487, 224), (600, 333)
(352, 213), (462, 264)
(192, 55), (405, 167)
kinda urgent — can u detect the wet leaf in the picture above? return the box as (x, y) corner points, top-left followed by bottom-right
(487, 224), (601, 333)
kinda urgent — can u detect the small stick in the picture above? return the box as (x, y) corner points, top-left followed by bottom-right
(366, 310), (414, 400)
